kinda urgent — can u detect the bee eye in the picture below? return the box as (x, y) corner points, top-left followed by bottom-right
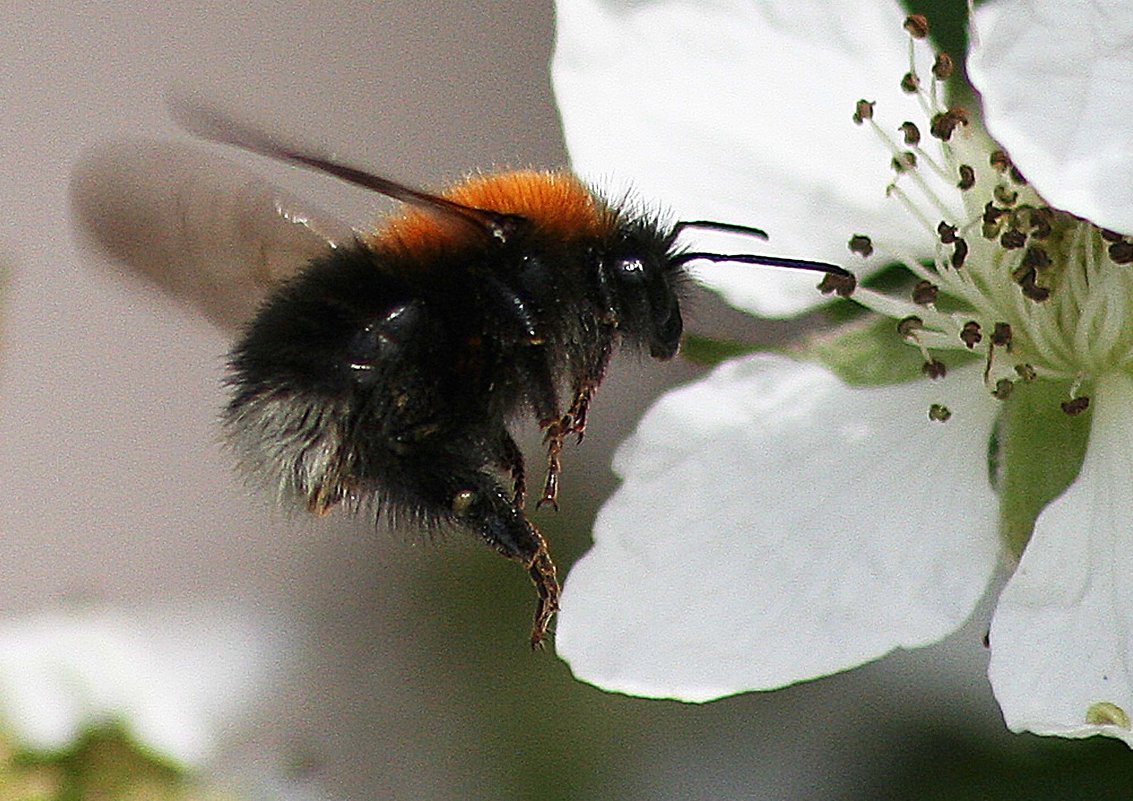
(615, 257), (647, 281)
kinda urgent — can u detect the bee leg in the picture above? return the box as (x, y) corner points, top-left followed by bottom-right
(480, 268), (560, 504)
(565, 341), (614, 443)
(450, 480), (560, 647)
(536, 342), (614, 509)
(521, 349), (566, 512)
(494, 429), (527, 508)
(525, 533), (560, 649)
(537, 417), (566, 511)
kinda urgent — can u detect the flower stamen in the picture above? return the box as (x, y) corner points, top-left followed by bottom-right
(844, 16), (1133, 410)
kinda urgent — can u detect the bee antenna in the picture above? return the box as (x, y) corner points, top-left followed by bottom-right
(672, 219), (853, 279)
(671, 219), (770, 241)
(672, 251), (852, 278)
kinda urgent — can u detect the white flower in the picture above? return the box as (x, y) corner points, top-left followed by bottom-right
(553, 0), (949, 317)
(0, 605), (282, 766)
(966, 0), (1133, 236)
(552, 0), (1133, 745)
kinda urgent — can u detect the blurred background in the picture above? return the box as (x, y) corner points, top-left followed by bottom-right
(2, 0), (1132, 798)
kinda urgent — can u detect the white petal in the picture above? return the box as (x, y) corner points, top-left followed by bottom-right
(558, 356), (1001, 701)
(988, 370), (1133, 744)
(0, 606), (284, 766)
(552, 0), (943, 316)
(968, 0), (1133, 235)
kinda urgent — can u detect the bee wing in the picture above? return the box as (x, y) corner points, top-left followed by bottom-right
(71, 140), (355, 332)
(171, 100), (520, 242)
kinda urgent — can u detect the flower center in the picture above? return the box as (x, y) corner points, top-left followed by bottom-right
(841, 15), (1133, 417)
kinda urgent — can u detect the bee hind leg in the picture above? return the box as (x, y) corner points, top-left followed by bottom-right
(450, 479), (560, 648)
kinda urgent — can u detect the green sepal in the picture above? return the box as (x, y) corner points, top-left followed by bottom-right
(1, 723), (215, 801)
(992, 378), (1091, 560)
(799, 314), (979, 387)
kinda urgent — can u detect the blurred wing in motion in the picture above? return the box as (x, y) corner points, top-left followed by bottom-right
(170, 99), (520, 243)
(71, 140), (355, 332)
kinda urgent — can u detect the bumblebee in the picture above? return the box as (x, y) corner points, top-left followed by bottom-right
(72, 105), (853, 646)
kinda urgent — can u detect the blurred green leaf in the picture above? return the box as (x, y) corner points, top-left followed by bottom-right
(681, 334), (762, 367)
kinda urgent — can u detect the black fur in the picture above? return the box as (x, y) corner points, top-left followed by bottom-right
(224, 199), (687, 644)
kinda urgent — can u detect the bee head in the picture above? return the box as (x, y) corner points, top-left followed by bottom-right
(602, 217), (688, 361)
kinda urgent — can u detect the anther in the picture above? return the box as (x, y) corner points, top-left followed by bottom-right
(1021, 245), (1051, 271)
(892, 151), (917, 172)
(1000, 229), (1026, 250)
(950, 237), (968, 269)
(853, 100), (875, 124)
(928, 404), (951, 422)
(900, 72), (920, 93)
(1029, 208), (1053, 239)
(904, 14), (930, 38)
(818, 272), (857, 297)
(1015, 364), (1037, 382)
(848, 234), (874, 257)
(932, 52), (954, 80)
(960, 321), (982, 349)
(989, 150), (1012, 173)
(912, 280), (938, 305)
(937, 221), (958, 244)
(1109, 240), (1133, 265)
(1061, 397), (1090, 416)
(899, 121), (921, 146)
(991, 322), (1013, 348)
(929, 108), (969, 141)
(957, 164), (976, 190)
(982, 203), (1005, 225)
(897, 316), (924, 338)
(1015, 267), (1050, 302)
(982, 202), (1006, 238)
(922, 359), (947, 379)
(992, 379), (1014, 400)
(994, 185), (1019, 206)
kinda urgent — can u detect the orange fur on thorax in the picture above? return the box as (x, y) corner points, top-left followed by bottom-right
(364, 170), (613, 261)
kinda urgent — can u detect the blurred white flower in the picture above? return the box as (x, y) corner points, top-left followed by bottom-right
(0, 605), (282, 767)
(552, 0), (1133, 745)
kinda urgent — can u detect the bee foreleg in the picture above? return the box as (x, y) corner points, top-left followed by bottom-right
(565, 340), (614, 443)
(536, 340), (614, 509)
